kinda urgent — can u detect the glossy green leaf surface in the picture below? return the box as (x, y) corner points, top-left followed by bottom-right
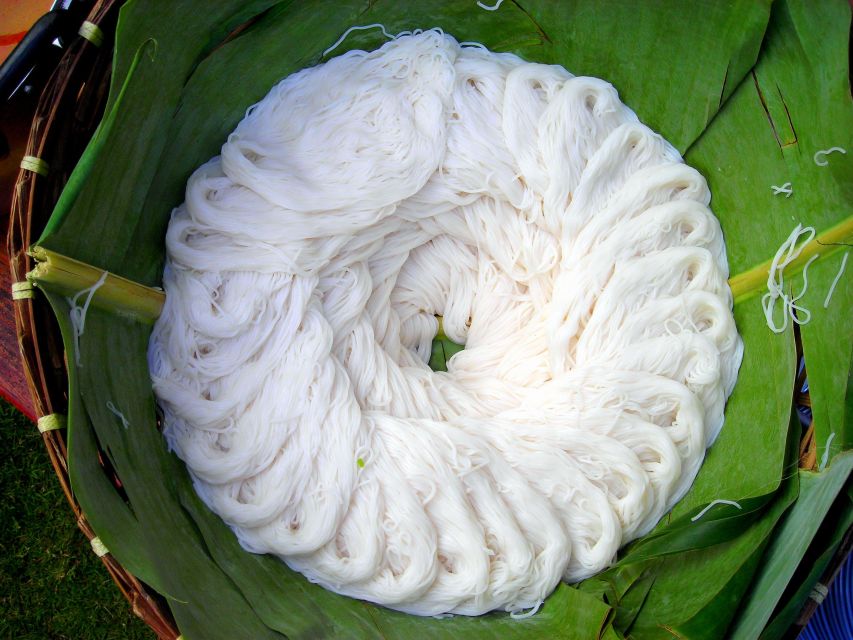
(730, 453), (853, 639)
(759, 487), (853, 640)
(685, 0), (853, 457)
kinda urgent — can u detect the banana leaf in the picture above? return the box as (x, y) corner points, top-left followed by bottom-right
(26, 0), (853, 638)
(731, 453), (853, 639)
(759, 483), (853, 640)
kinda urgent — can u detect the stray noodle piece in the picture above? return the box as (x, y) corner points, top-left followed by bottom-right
(510, 600), (543, 620)
(691, 499), (742, 522)
(770, 182), (792, 198)
(823, 252), (848, 308)
(477, 0), (505, 10)
(323, 24), (395, 57)
(819, 433), (836, 472)
(813, 146), (847, 166)
(787, 254), (820, 326)
(67, 271), (108, 367)
(761, 224), (816, 333)
(106, 401), (131, 429)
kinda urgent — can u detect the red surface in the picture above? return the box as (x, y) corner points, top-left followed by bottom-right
(0, 30), (28, 47)
(0, 3), (46, 421)
(0, 252), (34, 419)
(0, 1), (51, 66)
(0, 97), (36, 420)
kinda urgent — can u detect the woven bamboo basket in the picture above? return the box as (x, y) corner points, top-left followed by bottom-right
(6, 1), (850, 638)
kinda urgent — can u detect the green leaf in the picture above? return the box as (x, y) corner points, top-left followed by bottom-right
(43, 37), (158, 238)
(685, 0), (853, 453)
(729, 452), (853, 639)
(628, 461), (799, 639)
(584, 403), (801, 638)
(490, 0), (773, 151)
(618, 492), (775, 565)
(75, 307), (286, 640)
(579, 565), (654, 636)
(627, 0), (853, 629)
(611, 572), (654, 635)
(429, 337), (465, 372)
(667, 302), (796, 519)
(37, 0), (774, 281)
(670, 541), (768, 640)
(758, 488), (853, 640)
(367, 583), (612, 640)
(176, 481), (381, 639)
(40, 290), (156, 589)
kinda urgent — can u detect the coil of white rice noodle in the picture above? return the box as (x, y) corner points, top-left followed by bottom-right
(148, 30), (744, 616)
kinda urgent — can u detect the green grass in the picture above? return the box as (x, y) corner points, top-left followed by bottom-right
(0, 400), (153, 639)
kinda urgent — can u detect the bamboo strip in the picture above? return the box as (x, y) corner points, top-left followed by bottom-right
(27, 246), (164, 322)
(24, 214), (851, 330)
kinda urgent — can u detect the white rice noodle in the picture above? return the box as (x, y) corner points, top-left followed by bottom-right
(761, 224), (817, 333)
(149, 31), (743, 616)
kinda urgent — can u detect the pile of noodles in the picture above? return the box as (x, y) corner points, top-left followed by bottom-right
(148, 30), (743, 617)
